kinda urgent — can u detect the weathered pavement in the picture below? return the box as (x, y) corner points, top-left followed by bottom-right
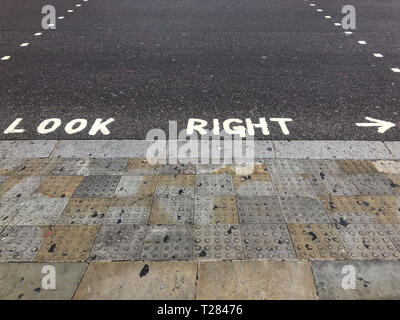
(1, 141), (400, 299)
(0, 0), (400, 140)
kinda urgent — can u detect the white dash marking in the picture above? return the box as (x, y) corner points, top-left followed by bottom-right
(58, 16), (64, 19)
(325, 16), (331, 19)
(392, 68), (400, 73)
(48, 23), (55, 27)
(334, 23), (341, 26)
(20, 42), (29, 47)
(67, 10), (74, 12)
(34, 32), (42, 36)
(373, 53), (383, 58)
(316, 9), (323, 12)
(345, 31), (353, 35)
(76, 4), (82, 6)
(1, 56), (11, 61)
(309, 3), (316, 6)
(358, 40), (367, 45)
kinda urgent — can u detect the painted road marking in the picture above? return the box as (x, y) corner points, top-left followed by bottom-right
(345, 31), (353, 35)
(316, 9), (323, 12)
(358, 41), (367, 45)
(324, 16), (331, 19)
(392, 68), (400, 73)
(58, 16), (65, 19)
(373, 53), (383, 58)
(1, 56), (10, 60)
(355, 117), (396, 134)
(20, 43), (29, 47)
(67, 10), (74, 12)
(334, 23), (341, 26)
(34, 32), (42, 36)
(76, 4), (82, 7)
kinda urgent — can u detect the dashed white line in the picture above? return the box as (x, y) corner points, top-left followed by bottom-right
(34, 32), (42, 36)
(58, 16), (65, 19)
(358, 40), (367, 45)
(345, 31), (353, 35)
(20, 43), (29, 47)
(392, 68), (400, 73)
(76, 4), (82, 7)
(309, 4), (316, 7)
(334, 23), (341, 26)
(1, 56), (11, 61)
(373, 53), (383, 58)
(316, 9), (323, 12)
(67, 10), (74, 13)
(324, 16), (331, 19)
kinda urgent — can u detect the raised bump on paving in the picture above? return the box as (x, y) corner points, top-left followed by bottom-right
(237, 196), (285, 224)
(103, 197), (152, 225)
(194, 196), (239, 224)
(233, 174), (276, 196)
(149, 194), (194, 224)
(279, 196), (330, 223)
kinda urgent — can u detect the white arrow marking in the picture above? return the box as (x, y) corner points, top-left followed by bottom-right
(355, 117), (396, 134)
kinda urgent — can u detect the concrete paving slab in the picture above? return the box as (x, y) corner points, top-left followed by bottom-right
(194, 196), (239, 224)
(0, 262), (87, 300)
(34, 176), (83, 198)
(337, 160), (379, 174)
(274, 141), (392, 159)
(149, 195), (194, 225)
(384, 142), (400, 160)
(74, 261), (197, 299)
(57, 198), (110, 225)
(0, 158), (27, 176)
(279, 196), (330, 223)
(155, 175), (195, 196)
(300, 160), (342, 176)
(196, 174), (235, 196)
(104, 197), (152, 225)
(381, 224), (400, 252)
(51, 158), (93, 176)
(73, 175), (120, 198)
(266, 159), (306, 175)
(193, 224), (243, 260)
(86, 158), (128, 175)
(196, 260), (316, 299)
(0, 141), (57, 158)
(0, 198), (27, 226)
(233, 174), (276, 196)
(372, 160), (400, 173)
(237, 196), (285, 224)
(312, 261), (400, 299)
(346, 174), (398, 195)
(241, 224), (296, 260)
(0, 176), (45, 201)
(12, 158), (60, 177)
(273, 174), (317, 197)
(308, 174), (359, 196)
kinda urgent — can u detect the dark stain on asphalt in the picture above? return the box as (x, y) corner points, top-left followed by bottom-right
(140, 264), (150, 277)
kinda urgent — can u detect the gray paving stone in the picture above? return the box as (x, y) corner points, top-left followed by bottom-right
(0, 141), (58, 158)
(114, 176), (144, 197)
(279, 196), (330, 223)
(86, 158), (128, 175)
(266, 159), (305, 175)
(90, 225), (146, 261)
(0, 158), (26, 175)
(149, 195), (194, 224)
(155, 186), (195, 197)
(196, 174), (235, 196)
(0, 262), (88, 300)
(381, 224), (400, 252)
(300, 160), (342, 175)
(0, 198), (27, 226)
(103, 198), (151, 225)
(274, 141), (392, 159)
(56, 198), (110, 225)
(51, 158), (93, 176)
(312, 260), (400, 299)
(253, 141), (275, 158)
(273, 174), (317, 197)
(237, 196), (285, 224)
(308, 174), (359, 196)
(194, 224), (244, 260)
(0, 226), (44, 262)
(345, 174), (398, 195)
(336, 223), (400, 260)
(0, 176), (45, 201)
(241, 224), (296, 260)
(234, 179), (276, 197)
(141, 225), (193, 260)
(51, 140), (155, 158)
(10, 198), (69, 226)
(73, 175), (120, 198)
(194, 196), (238, 224)
(385, 142), (400, 160)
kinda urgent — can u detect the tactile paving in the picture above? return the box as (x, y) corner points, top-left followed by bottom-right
(266, 159), (305, 175)
(73, 175), (120, 198)
(149, 195), (194, 224)
(300, 160), (342, 176)
(384, 174), (400, 195)
(104, 197), (152, 225)
(241, 224), (296, 260)
(196, 164), (236, 175)
(141, 225), (193, 260)
(337, 160), (379, 174)
(34, 176), (83, 198)
(0, 226), (44, 261)
(57, 198), (110, 225)
(34, 225), (99, 262)
(233, 174), (276, 196)
(336, 223), (400, 260)
(0, 198), (26, 226)
(320, 196), (399, 224)
(237, 196), (284, 223)
(308, 174), (358, 196)
(272, 174), (316, 197)
(279, 196), (330, 223)
(0, 176), (44, 201)
(345, 174), (398, 195)
(115, 176), (156, 198)
(11, 198), (69, 226)
(51, 158), (93, 176)
(155, 175), (195, 196)
(90, 225), (146, 261)
(0, 158), (26, 176)
(372, 160), (400, 173)
(125, 158), (195, 175)
(194, 224), (243, 260)
(381, 224), (400, 251)
(194, 196), (238, 224)
(86, 158), (128, 175)
(12, 158), (59, 177)
(288, 223), (348, 260)
(196, 174), (235, 196)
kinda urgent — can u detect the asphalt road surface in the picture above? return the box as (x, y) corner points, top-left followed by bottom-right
(0, 0), (399, 140)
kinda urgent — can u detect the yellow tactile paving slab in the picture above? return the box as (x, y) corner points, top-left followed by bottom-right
(336, 160), (379, 174)
(35, 176), (83, 198)
(320, 196), (400, 224)
(157, 175), (195, 187)
(287, 223), (349, 260)
(34, 225), (99, 262)
(11, 158), (60, 177)
(57, 198), (111, 225)
(0, 159), (26, 176)
(136, 176), (157, 197)
(149, 195), (194, 224)
(73, 261), (197, 299)
(196, 261), (317, 300)
(372, 161), (400, 173)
